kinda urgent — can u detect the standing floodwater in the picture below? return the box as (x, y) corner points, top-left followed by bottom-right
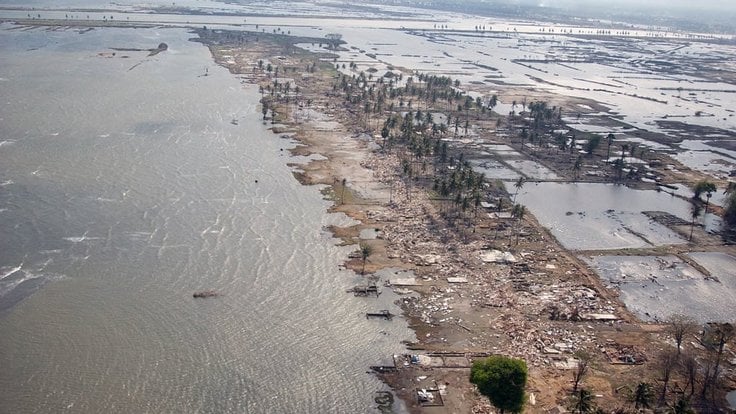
(0, 26), (410, 412)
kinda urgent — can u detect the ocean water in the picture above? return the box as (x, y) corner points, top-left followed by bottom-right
(0, 25), (410, 413)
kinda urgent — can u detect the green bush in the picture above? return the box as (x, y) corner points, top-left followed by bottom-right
(470, 355), (527, 413)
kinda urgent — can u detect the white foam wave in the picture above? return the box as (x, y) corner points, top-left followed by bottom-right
(64, 236), (100, 243)
(0, 268), (65, 298)
(63, 231), (101, 243)
(39, 249), (63, 255)
(0, 264), (23, 281)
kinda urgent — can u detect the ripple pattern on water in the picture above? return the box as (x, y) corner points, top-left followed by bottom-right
(0, 26), (411, 413)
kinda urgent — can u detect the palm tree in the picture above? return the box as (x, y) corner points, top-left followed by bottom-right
(606, 133), (615, 161)
(573, 389), (594, 414)
(692, 180), (717, 222)
(570, 133), (576, 154)
(573, 156), (582, 181)
(633, 382), (654, 409)
(672, 397), (694, 414)
(359, 243), (372, 275)
(341, 178), (347, 204)
(512, 204), (526, 245)
(620, 143), (629, 162)
(512, 176), (525, 204)
(612, 158), (625, 181)
(520, 127), (528, 150)
(704, 188), (714, 224)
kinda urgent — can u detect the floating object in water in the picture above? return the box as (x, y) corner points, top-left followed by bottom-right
(366, 310), (393, 320)
(193, 290), (219, 298)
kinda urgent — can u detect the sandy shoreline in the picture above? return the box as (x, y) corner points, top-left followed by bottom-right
(7, 17), (732, 411)
(192, 26), (736, 413)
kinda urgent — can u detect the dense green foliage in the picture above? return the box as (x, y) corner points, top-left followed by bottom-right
(470, 355), (527, 413)
(692, 180), (717, 200)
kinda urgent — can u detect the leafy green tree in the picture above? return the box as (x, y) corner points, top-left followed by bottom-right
(692, 180), (717, 201)
(470, 356), (527, 414)
(693, 180), (717, 219)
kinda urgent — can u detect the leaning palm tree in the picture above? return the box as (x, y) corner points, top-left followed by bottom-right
(512, 176), (525, 204)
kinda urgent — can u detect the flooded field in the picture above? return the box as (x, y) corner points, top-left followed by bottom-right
(586, 253), (736, 323)
(673, 140), (736, 180)
(511, 182), (692, 250)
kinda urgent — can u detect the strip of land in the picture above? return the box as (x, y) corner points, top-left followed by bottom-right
(193, 28), (736, 414)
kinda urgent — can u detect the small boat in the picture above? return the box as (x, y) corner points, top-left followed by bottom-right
(193, 290), (219, 299)
(366, 310), (394, 320)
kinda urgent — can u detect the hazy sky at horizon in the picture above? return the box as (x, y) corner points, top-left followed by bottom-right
(536, 0), (736, 12)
